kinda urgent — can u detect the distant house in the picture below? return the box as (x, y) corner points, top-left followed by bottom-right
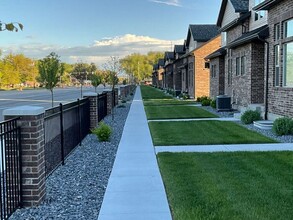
(254, 0), (293, 119)
(216, 0), (269, 113)
(163, 52), (175, 90)
(152, 58), (165, 88)
(205, 48), (227, 99)
(172, 44), (186, 93)
(184, 24), (220, 98)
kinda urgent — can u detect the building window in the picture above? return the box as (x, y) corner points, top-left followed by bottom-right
(222, 32), (227, 47)
(228, 59), (232, 85)
(241, 56), (245, 75)
(283, 42), (293, 87)
(275, 45), (280, 86)
(284, 19), (293, 38)
(254, 0), (266, 21)
(211, 64), (217, 78)
(275, 23), (280, 41)
(236, 57), (240, 76)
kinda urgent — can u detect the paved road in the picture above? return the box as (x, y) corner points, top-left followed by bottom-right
(0, 85), (110, 121)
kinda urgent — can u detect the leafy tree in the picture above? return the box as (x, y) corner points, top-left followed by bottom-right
(0, 21), (23, 32)
(91, 73), (102, 92)
(4, 54), (38, 86)
(103, 56), (121, 119)
(120, 52), (164, 82)
(0, 59), (20, 88)
(38, 52), (64, 107)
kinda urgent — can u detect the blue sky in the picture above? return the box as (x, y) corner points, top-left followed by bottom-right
(0, 0), (221, 65)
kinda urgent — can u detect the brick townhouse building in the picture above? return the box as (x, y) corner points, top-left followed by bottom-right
(208, 0), (269, 114)
(254, 0), (293, 119)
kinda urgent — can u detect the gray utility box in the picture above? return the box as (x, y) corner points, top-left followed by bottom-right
(216, 95), (231, 111)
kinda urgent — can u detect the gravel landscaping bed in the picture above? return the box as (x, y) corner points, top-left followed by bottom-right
(10, 101), (132, 220)
(201, 106), (293, 143)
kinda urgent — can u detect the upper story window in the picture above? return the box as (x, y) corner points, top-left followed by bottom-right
(254, 0), (266, 21)
(284, 19), (293, 38)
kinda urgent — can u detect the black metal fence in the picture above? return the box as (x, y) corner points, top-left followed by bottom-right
(0, 118), (22, 220)
(98, 93), (107, 122)
(44, 98), (90, 177)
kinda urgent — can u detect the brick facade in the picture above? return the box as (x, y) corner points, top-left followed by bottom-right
(209, 56), (225, 99)
(192, 35), (222, 98)
(265, 0), (293, 118)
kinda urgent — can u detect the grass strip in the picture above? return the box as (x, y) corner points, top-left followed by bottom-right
(145, 105), (217, 120)
(140, 85), (173, 100)
(157, 151), (293, 220)
(149, 121), (277, 146)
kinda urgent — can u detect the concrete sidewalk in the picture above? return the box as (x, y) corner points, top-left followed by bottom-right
(155, 143), (293, 154)
(98, 87), (172, 220)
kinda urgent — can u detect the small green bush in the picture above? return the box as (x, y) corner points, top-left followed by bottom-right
(210, 100), (216, 109)
(91, 122), (112, 142)
(201, 99), (211, 106)
(241, 110), (262, 124)
(272, 117), (293, 136)
(183, 93), (189, 100)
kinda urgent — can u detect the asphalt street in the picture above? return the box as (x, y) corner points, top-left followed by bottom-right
(0, 85), (109, 121)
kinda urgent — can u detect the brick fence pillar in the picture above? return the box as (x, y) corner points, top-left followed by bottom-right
(83, 92), (98, 129)
(106, 91), (113, 115)
(3, 106), (46, 207)
(114, 88), (118, 106)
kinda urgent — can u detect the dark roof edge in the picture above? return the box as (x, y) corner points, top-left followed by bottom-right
(227, 25), (269, 48)
(219, 12), (251, 32)
(205, 48), (227, 59)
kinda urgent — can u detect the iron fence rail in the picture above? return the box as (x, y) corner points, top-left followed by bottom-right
(0, 118), (22, 220)
(44, 98), (90, 177)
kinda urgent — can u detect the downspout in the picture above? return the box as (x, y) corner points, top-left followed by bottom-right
(258, 36), (269, 120)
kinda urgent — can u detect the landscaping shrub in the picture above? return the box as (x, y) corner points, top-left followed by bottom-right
(201, 99), (211, 106)
(241, 110), (262, 124)
(91, 122), (112, 142)
(210, 99), (216, 109)
(272, 117), (293, 136)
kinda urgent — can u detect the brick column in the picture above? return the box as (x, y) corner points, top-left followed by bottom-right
(106, 91), (113, 115)
(83, 92), (98, 129)
(114, 88), (118, 106)
(3, 106), (46, 207)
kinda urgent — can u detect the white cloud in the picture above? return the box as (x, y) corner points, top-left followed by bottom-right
(149, 0), (182, 7)
(0, 34), (184, 66)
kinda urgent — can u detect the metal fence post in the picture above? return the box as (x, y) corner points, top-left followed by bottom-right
(59, 103), (65, 166)
(77, 99), (82, 146)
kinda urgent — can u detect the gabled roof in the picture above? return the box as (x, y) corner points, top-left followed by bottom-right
(164, 51), (175, 60)
(227, 25), (269, 48)
(217, 0), (249, 27)
(205, 47), (227, 60)
(253, 0), (282, 10)
(174, 45), (185, 54)
(186, 24), (219, 47)
(158, 59), (165, 67)
(219, 11), (251, 32)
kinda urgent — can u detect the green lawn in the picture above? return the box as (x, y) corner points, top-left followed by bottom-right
(149, 121), (276, 145)
(143, 99), (198, 106)
(157, 152), (293, 220)
(145, 105), (217, 120)
(140, 85), (173, 100)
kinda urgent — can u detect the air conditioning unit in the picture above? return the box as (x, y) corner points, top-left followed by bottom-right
(216, 95), (231, 111)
